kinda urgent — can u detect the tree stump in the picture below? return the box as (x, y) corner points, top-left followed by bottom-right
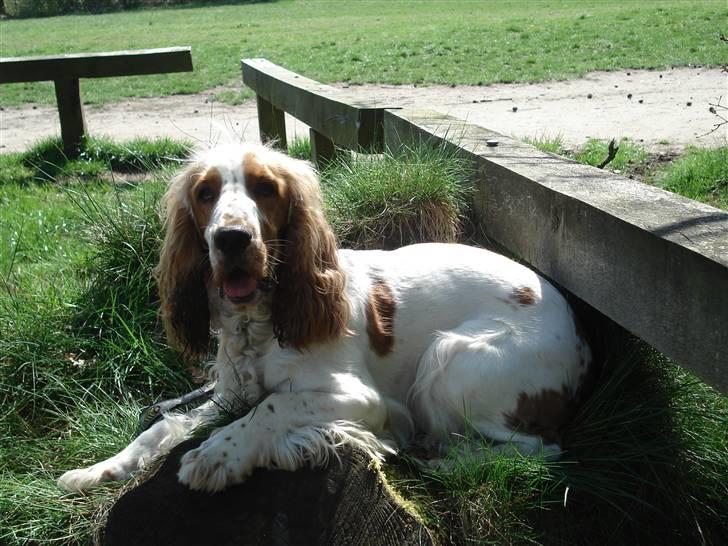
(103, 438), (433, 546)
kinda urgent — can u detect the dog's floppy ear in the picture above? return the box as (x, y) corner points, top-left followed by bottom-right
(154, 164), (211, 360)
(271, 157), (349, 349)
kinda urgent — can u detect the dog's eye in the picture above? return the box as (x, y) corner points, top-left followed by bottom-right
(253, 181), (277, 198)
(197, 186), (215, 203)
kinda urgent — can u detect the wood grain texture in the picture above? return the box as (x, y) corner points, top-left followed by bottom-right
(103, 438), (433, 546)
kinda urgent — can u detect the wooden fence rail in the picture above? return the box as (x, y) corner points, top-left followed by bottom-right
(241, 59), (728, 394)
(242, 58), (392, 166)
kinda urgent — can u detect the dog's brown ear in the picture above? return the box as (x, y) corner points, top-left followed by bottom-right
(272, 158), (349, 349)
(154, 165), (211, 360)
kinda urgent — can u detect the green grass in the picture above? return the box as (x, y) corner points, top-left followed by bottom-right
(654, 146), (728, 210)
(572, 138), (649, 173)
(287, 135), (312, 161)
(0, 173), (191, 544)
(522, 133), (568, 156)
(0, 136), (191, 185)
(1, 137), (726, 544)
(321, 144), (471, 249)
(0, 0), (726, 106)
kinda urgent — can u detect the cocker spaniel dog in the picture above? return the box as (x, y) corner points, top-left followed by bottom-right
(59, 143), (592, 493)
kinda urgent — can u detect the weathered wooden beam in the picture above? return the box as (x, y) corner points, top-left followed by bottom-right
(384, 109), (728, 393)
(0, 47), (193, 83)
(256, 95), (287, 150)
(309, 128), (336, 168)
(242, 58), (386, 151)
(53, 78), (86, 157)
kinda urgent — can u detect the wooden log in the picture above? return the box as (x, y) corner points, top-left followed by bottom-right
(309, 128), (336, 168)
(0, 47), (193, 83)
(103, 438), (433, 546)
(256, 94), (287, 150)
(384, 109), (728, 394)
(53, 78), (86, 158)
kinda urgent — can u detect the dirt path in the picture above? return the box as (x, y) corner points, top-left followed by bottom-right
(1, 66), (725, 154)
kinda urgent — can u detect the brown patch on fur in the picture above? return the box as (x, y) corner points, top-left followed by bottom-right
(188, 167), (222, 236)
(366, 279), (396, 356)
(243, 152), (292, 275)
(503, 386), (575, 445)
(154, 163), (212, 361)
(512, 286), (537, 306)
(244, 152), (291, 232)
(269, 154), (350, 349)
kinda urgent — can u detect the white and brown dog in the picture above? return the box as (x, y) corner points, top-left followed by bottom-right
(59, 143), (592, 493)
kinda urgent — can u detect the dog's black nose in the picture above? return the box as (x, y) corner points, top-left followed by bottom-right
(214, 227), (252, 254)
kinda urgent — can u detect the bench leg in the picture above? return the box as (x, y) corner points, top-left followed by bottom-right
(310, 128), (336, 169)
(256, 95), (286, 150)
(54, 78), (86, 158)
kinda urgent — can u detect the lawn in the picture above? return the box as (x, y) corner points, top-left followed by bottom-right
(0, 0), (726, 106)
(0, 137), (726, 545)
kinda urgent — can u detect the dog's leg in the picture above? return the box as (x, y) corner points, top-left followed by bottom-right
(58, 401), (218, 492)
(178, 389), (389, 493)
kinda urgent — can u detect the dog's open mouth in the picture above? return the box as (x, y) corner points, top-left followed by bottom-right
(221, 270), (258, 304)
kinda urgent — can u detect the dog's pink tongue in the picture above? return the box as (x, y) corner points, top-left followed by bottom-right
(223, 275), (256, 299)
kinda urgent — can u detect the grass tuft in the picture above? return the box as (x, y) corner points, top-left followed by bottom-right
(287, 136), (312, 161)
(0, 376), (141, 545)
(572, 137), (649, 173)
(2, 136), (191, 185)
(522, 133), (568, 155)
(322, 144), (472, 249)
(69, 177), (193, 394)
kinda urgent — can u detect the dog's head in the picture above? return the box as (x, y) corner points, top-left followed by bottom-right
(154, 143), (349, 360)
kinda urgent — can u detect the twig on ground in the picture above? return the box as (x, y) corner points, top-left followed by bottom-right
(597, 138), (619, 169)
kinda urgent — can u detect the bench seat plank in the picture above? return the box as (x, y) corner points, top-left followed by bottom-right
(0, 46), (192, 83)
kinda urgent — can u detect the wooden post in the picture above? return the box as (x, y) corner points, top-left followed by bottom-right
(310, 128), (336, 168)
(53, 77), (86, 158)
(256, 94), (286, 150)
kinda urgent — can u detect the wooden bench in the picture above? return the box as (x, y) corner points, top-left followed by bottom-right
(242, 58), (391, 166)
(0, 47), (193, 156)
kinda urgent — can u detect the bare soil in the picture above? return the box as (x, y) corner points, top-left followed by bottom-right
(1, 66), (725, 154)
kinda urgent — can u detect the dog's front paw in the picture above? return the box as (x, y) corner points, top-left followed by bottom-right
(177, 436), (254, 493)
(57, 462), (126, 492)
